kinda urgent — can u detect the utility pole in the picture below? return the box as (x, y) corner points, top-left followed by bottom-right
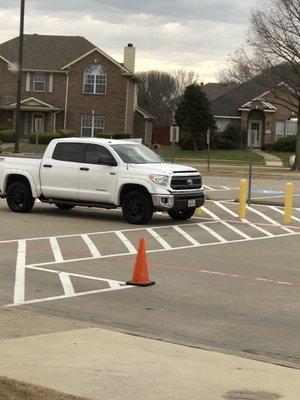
(14, 0), (25, 153)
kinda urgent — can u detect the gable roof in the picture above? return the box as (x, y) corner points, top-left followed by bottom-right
(0, 34), (97, 70)
(210, 66), (289, 117)
(202, 82), (238, 101)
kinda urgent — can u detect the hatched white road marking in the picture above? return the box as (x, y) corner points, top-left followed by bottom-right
(146, 228), (172, 250)
(198, 223), (227, 243)
(201, 206), (221, 220)
(13, 240), (26, 304)
(49, 237), (63, 263)
(219, 221), (251, 240)
(269, 206), (300, 223)
(213, 202), (239, 218)
(115, 231), (137, 254)
(81, 234), (101, 258)
(246, 205), (295, 233)
(59, 272), (75, 296)
(172, 226), (200, 246)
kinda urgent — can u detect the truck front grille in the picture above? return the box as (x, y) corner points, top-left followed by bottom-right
(170, 175), (202, 190)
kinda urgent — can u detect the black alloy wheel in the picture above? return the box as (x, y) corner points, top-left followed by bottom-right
(122, 190), (153, 224)
(6, 182), (35, 213)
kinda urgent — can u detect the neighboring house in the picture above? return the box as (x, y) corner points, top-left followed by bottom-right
(0, 34), (155, 141)
(202, 79), (298, 149)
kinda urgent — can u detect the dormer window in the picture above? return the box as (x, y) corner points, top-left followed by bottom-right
(33, 72), (45, 92)
(83, 63), (107, 94)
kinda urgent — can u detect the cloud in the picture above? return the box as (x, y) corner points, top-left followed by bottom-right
(0, 0), (256, 81)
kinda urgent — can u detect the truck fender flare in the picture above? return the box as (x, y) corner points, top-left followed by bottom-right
(117, 180), (154, 205)
(3, 170), (39, 198)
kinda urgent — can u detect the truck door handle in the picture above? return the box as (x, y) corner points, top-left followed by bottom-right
(80, 167), (89, 171)
(43, 164), (52, 168)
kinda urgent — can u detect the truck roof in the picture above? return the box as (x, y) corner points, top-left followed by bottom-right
(53, 137), (141, 145)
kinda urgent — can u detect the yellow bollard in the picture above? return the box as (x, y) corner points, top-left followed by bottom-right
(284, 182), (294, 224)
(194, 207), (202, 217)
(239, 179), (248, 220)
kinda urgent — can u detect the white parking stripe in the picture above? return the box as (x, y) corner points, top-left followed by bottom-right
(146, 228), (172, 250)
(269, 206), (300, 223)
(220, 221), (251, 240)
(244, 220), (274, 237)
(59, 272), (75, 296)
(201, 206), (221, 220)
(81, 234), (101, 258)
(14, 240), (26, 304)
(49, 237), (63, 263)
(198, 223), (227, 243)
(115, 231), (137, 254)
(203, 185), (215, 191)
(214, 202), (238, 217)
(172, 226), (200, 246)
(247, 206), (294, 233)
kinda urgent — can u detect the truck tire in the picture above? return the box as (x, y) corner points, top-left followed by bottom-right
(55, 203), (75, 210)
(6, 181), (35, 213)
(168, 208), (195, 221)
(122, 190), (153, 224)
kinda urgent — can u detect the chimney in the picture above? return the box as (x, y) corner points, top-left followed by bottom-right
(124, 43), (136, 73)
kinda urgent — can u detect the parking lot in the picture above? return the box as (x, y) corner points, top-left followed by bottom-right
(1, 176), (300, 367)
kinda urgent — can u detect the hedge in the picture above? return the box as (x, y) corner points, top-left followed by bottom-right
(95, 133), (131, 140)
(29, 130), (75, 144)
(273, 135), (296, 152)
(0, 130), (15, 142)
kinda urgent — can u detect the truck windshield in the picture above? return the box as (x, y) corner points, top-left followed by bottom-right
(111, 144), (163, 164)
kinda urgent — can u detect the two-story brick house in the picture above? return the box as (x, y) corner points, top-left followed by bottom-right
(0, 34), (154, 142)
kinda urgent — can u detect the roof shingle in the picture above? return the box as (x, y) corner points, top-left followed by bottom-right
(0, 34), (95, 70)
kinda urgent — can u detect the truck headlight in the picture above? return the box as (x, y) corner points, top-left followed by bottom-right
(149, 174), (169, 186)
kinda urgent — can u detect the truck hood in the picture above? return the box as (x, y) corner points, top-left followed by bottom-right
(127, 163), (199, 175)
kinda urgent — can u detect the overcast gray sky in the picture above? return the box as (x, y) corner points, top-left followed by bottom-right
(0, 0), (257, 82)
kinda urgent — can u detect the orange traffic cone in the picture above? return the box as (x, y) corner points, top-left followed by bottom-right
(126, 237), (155, 287)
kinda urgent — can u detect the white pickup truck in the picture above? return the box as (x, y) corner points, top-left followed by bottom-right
(0, 138), (204, 224)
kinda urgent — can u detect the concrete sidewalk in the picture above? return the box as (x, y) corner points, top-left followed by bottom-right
(254, 150), (283, 167)
(0, 327), (299, 400)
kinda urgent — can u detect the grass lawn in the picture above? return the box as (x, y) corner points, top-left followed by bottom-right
(159, 145), (265, 165)
(3, 142), (47, 154)
(267, 151), (294, 167)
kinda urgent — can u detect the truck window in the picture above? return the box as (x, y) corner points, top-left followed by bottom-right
(85, 144), (116, 165)
(52, 143), (84, 162)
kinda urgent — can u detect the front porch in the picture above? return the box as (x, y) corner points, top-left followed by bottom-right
(0, 97), (64, 137)
(239, 98), (277, 149)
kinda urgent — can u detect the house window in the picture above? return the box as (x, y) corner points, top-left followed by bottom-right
(276, 120), (285, 140)
(83, 63), (107, 94)
(81, 115), (105, 137)
(215, 118), (230, 132)
(33, 72), (45, 92)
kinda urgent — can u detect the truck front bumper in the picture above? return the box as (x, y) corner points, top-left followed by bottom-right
(152, 189), (205, 211)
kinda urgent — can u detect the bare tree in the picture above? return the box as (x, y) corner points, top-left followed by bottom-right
(137, 69), (203, 125)
(137, 71), (176, 125)
(172, 69), (202, 99)
(217, 0), (300, 170)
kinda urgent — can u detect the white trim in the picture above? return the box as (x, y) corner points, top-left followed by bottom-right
(25, 72), (31, 92)
(125, 80), (129, 132)
(49, 73), (53, 93)
(214, 115), (241, 119)
(61, 47), (130, 73)
(64, 72), (70, 129)
(10, 97), (57, 109)
(0, 54), (14, 66)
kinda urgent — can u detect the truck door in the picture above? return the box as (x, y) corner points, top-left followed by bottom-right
(40, 142), (85, 200)
(78, 144), (118, 204)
